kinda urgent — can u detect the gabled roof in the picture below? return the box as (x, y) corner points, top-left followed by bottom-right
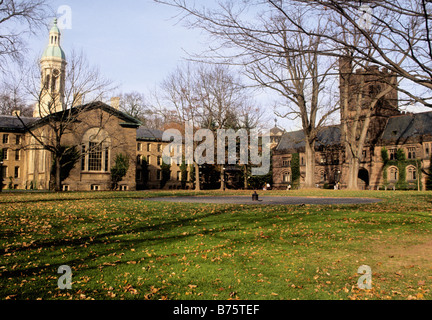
(380, 111), (432, 144)
(276, 126), (341, 152)
(29, 101), (142, 129)
(0, 102), (142, 133)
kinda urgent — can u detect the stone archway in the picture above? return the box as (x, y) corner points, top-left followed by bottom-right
(358, 168), (370, 190)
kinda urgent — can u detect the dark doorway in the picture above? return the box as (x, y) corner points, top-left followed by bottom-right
(358, 168), (370, 190)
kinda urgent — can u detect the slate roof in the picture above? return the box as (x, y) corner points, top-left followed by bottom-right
(136, 127), (168, 141)
(379, 111), (432, 144)
(0, 115), (38, 132)
(276, 125), (341, 152)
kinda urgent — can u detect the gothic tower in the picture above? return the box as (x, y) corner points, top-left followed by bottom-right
(339, 55), (400, 145)
(34, 19), (67, 118)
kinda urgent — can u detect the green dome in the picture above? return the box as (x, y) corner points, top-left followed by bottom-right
(42, 45), (66, 59)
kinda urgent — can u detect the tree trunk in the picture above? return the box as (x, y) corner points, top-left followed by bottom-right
(346, 155), (360, 190)
(55, 155), (62, 192)
(220, 165), (225, 191)
(243, 164), (248, 190)
(194, 162), (201, 191)
(303, 140), (316, 189)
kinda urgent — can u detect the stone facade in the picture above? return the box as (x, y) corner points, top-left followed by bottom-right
(273, 60), (432, 191)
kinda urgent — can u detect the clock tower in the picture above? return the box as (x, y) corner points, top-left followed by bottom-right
(34, 18), (67, 118)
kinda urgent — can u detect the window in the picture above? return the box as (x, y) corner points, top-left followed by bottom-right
(407, 167), (417, 181)
(157, 144), (162, 152)
(137, 143), (142, 151)
(91, 185), (100, 191)
(157, 156), (162, 166)
(389, 167), (398, 181)
(88, 142), (103, 171)
(283, 172), (291, 183)
(282, 158), (291, 167)
(120, 185), (128, 191)
(1, 149), (7, 161)
(16, 135), (21, 145)
(407, 147), (416, 159)
(147, 143), (151, 152)
(63, 185), (70, 192)
(2, 166), (7, 179)
(15, 150), (20, 161)
(81, 128), (111, 172)
(156, 170), (162, 180)
(426, 143), (430, 157)
(362, 150), (367, 161)
(320, 154), (326, 164)
(2, 134), (9, 144)
(320, 171), (327, 182)
(389, 148), (396, 160)
(14, 166), (19, 179)
(147, 155), (151, 165)
(177, 171), (181, 181)
(81, 145), (86, 171)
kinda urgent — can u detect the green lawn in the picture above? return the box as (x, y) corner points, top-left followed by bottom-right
(1, 189), (431, 300)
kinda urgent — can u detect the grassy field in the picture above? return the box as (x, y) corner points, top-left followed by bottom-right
(0, 189), (431, 300)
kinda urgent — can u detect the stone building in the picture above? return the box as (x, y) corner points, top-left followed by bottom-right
(0, 20), (188, 192)
(273, 60), (432, 191)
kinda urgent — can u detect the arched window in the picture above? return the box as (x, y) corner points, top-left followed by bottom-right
(407, 166), (417, 181)
(283, 172), (291, 183)
(388, 167), (398, 181)
(81, 128), (111, 172)
(319, 170), (327, 182)
(44, 75), (50, 90)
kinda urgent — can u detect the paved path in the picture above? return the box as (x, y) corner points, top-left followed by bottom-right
(144, 196), (382, 205)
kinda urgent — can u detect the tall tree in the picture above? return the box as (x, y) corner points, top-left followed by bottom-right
(153, 62), (256, 190)
(153, 63), (203, 190)
(289, 0), (432, 107)
(154, 0), (338, 188)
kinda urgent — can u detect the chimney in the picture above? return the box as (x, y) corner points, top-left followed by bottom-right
(73, 93), (84, 108)
(12, 110), (21, 117)
(110, 97), (120, 110)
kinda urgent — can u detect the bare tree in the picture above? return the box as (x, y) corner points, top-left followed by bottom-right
(0, 0), (51, 70)
(0, 85), (33, 116)
(118, 91), (147, 120)
(152, 63), (203, 190)
(154, 0), (339, 188)
(287, 0), (432, 107)
(118, 91), (165, 129)
(152, 62), (257, 190)
(195, 63), (255, 190)
(19, 50), (115, 192)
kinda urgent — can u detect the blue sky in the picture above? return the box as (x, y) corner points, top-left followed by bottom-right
(23, 0), (430, 129)
(29, 0), (206, 94)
